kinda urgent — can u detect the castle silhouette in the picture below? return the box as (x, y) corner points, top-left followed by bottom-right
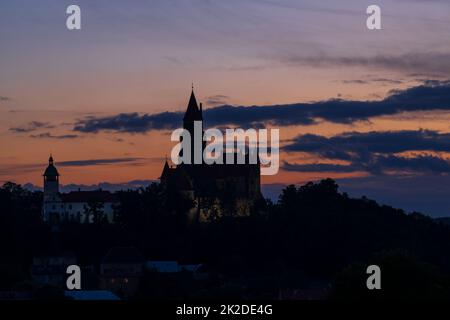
(41, 90), (262, 224)
(160, 89), (262, 222)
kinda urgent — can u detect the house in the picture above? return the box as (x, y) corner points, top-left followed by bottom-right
(0, 291), (32, 300)
(31, 253), (77, 287)
(146, 261), (203, 273)
(99, 247), (145, 299)
(65, 290), (120, 300)
(146, 261), (179, 273)
(41, 155), (118, 223)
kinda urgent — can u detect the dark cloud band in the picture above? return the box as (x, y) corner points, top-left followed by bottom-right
(283, 129), (450, 175)
(57, 157), (147, 167)
(73, 80), (450, 133)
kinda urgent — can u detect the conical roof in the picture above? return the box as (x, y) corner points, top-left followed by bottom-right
(183, 89), (202, 121)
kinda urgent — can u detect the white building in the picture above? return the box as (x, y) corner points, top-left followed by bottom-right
(42, 155), (118, 223)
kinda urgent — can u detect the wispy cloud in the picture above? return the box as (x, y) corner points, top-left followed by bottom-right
(9, 121), (55, 133)
(205, 94), (230, 106)
(342, 78), (404, 85)
(277, 52), (450, 76)
(0, 157), (163, 177)
(57, 157), (148, 167)
(29, 132), (79, 139)
(0, 96), (11, 102)
(282, 162), (357, 173)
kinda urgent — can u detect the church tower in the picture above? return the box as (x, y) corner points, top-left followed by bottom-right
(182, 88), (204, 164)
(43, 154), (60, 201)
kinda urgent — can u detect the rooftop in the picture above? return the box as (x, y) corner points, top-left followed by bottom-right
(102, 246), (145, 264)
(65, 290), (120, 301)
(61, 190), (118, 203)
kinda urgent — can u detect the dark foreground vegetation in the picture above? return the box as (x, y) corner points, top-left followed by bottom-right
(1, 179), (450, 299)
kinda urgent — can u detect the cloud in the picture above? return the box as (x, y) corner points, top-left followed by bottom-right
(0, 96), (11, 102)
(283, 129), (450, 175)
(57, 157), (147, 167)
(373, 154), (450, 173)
(74, 112), (182, 133)
(9, 121), (55, 133)
(341, 80), (368, 85)
(0, 157), (163, 177)
(205, 94), (230, 105)
(284, 155), (450, 175)
(279, 52), (450, 76)
(342, 78), (404, 85)
(285, 130), (450, 155)
(0, 163), (43, 177)
(162, 56), (183, 65)
(73, 80), (450, 133)
(29, 132), (79, 139)
(282, 161), (357, 173)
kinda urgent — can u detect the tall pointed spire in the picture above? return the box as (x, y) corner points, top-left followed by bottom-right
(183, 86), (202, 121)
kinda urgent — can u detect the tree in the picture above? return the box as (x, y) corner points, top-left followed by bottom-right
(331, 250), (450, 299)
(83, 200), (105, 224)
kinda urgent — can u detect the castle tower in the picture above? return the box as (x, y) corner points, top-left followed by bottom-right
(182, 88), (204, 164)
(43, 154), (60, 201)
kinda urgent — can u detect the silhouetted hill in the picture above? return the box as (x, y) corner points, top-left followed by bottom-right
(3, 179), (450, 299)
(435, 217), (450, 226)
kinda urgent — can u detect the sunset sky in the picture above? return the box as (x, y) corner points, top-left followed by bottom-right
(1, 0), (450, 216)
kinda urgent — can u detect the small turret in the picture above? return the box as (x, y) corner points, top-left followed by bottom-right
(160, 157), (175, 185)
(43, 154), (59, 199)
